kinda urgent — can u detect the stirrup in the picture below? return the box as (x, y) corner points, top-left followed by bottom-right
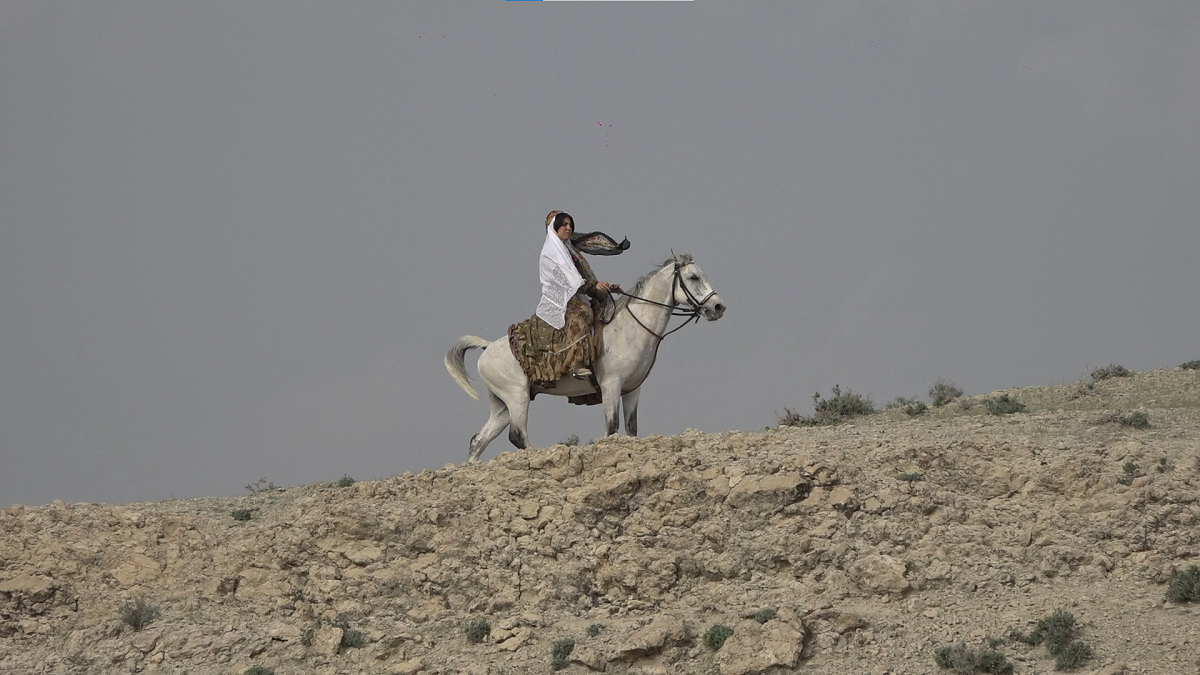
(571, 367), (593, 380)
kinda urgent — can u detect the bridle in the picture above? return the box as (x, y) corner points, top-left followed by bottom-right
(606, 261), (716, 341)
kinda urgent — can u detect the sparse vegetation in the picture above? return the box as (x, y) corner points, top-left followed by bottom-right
(905, 402), (928, 417)
(886, 395), (920, 409)
(586, 623), (605, 637)
(929, 379), (964, 407)
(933, 642), (1013, 674)
(703, 623), (734, 651)
(752, 607), (777, 624)
(244, 667), (276, 675)
(561, 434), (580, 446)
(551, 638), (575, 671)
(464, 618), (491, 644)
(1068, 380), (1095, 400)
(244, 478), (279, 494)
(779, 385), (874, 427)
(331, 615), (367, 651)
(1009, 609), (1092, 671)
(119, 597), (160, 632)
(899, 472), (924, 484)
(1181, 360), (1200, 370)
(1156, 457), (1172, 473)
(984, 394), (1025, 416)
(1090, 364), (1130, 381)
(957, 397), (976, 411)
(1117, 461), (1142, 486)
(231, 508), (253, 521)
(1118, 411), (1149, 429)
(1166, 565), (1200, 603)
(335, 474), (355, 488)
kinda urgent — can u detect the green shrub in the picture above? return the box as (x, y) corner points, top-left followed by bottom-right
(898, 472), (924, 483)
(244, 478), (279, 494)
(244, 667), (276, 675)
(886, 396), (920, 409)
(586, 623), (605, 637)
(781, 385), (875, 427)
(561, 434), (580, 446)
(1118, 411), (1149, 429)
(813, 384), (874, 418)
(984, 394), (1025, 416)
(335, 474), (355, 488)
(1090, 364), (1130, 381)
(231, 508), (253, 521)
(1181, 360), (1200, 371)
(905, 402), (928, 417)
(929, 379), (964, 407)
(464, 618), (490, 644)
(1166, 565), (1200, 603)
(331, 615), (367, 651)
(1117, 461), (1142, 486)
(1011, 609), (1092, 670)
(934, 642), (1013, 674)
(551, 638), (575, 671)
(1054, 641), (1093, 670)
(1156, 457), (1172, 473)
(119, 597), (160, 631)
(752, 608), (777, 624)
(703, 623), (734, 651)
(978, 650), (1014, 674)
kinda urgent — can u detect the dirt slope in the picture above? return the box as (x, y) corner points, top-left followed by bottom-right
(2, 368), (1199, 675)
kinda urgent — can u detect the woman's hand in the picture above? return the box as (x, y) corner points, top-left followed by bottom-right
(596, 281), (620, 297)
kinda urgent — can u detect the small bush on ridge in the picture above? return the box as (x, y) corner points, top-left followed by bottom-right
(1118, 411), (1149, 429)
(335, 474), (355, 488)
(1166, 565), (1200, 603)
(1117, 461), (1142, 486)
(1010, 609), (1092, 671)
(752, 608), (777, 624)
(905, 402), (928, 417)
(551, 638), (575, 671)
(933, 643), (1013, 674)
(561, 434), (580, 446)
(119, 597), (160, 632)
(1090, 364), (1130, 381)
(984, 394), (1025, 416)
(929, 378), (964, 407)
(1181, 360), (1200, 370)
(231, 508), (253, 521)
(886, 396), (920, 409)
(464, 618), (491, 644)
(331, 615), (367, 651)
(703, 624), (734, 651)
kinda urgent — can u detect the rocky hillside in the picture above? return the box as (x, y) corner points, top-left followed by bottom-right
(3, 368), (1199, 675)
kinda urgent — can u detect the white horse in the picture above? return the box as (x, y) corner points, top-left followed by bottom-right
(445, 253), (725, 462)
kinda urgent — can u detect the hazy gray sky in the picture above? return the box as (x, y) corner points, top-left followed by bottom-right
(3, 3), (1198, 507)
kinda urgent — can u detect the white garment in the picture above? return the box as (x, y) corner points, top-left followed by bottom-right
(535, 224), (584, 330)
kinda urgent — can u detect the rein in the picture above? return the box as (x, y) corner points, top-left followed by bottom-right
(605, 262), (714, 341)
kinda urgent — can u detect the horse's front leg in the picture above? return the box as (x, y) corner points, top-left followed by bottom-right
(621, 387), (641, 436)
(600, 378), (624, 436)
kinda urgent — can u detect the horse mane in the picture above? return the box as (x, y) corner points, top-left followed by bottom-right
(613, 252), (692, 314)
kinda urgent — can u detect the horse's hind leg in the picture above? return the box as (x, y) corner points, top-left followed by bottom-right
(468, 392), (510, 463)
(505, 394), (530, 450)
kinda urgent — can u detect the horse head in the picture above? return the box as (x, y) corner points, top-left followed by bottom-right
(670, 254), (725, 321)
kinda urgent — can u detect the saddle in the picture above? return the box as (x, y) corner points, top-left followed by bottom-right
(507, 309), (604, 406)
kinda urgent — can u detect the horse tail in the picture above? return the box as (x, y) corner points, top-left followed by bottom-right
(445, 336), (491, 401)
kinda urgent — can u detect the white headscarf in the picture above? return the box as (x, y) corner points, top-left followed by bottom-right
(535, 220), (585, 330)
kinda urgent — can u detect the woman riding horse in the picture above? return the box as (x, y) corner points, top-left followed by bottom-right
(518, 211), (621, 385)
